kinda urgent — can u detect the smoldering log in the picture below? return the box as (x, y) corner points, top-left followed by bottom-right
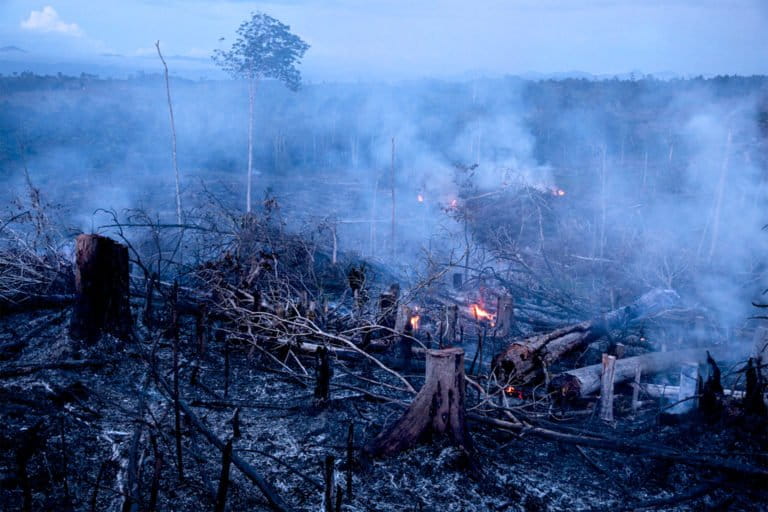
(364, 347), (471, 457)
(492, 288), (680, 384)
(549, 347), (747, 400)
(69, 234), (132, 343)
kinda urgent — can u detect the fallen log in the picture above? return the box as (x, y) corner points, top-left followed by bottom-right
(468, 414), (768, 478)
(0, 294), (74, 316)
(549, 346), (749, 400)
(492, 289), (680, 384)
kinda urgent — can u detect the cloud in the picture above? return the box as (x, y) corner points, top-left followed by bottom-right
(21, 6), (83, 37)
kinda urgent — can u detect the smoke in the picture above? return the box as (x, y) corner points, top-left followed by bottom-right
(2, 73), (767, 331)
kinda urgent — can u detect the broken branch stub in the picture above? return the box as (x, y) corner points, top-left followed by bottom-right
(364, 347), (471, 457)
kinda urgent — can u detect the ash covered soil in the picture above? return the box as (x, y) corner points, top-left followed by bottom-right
(1, 308), (766, 512)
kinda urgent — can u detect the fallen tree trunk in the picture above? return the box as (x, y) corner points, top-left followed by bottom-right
(364, 347), (471, 457)
(469, 414), (768, 478)
(0, 294), (74, 316)
(549, 346), (749, 400)
(492, 289), (680, 384)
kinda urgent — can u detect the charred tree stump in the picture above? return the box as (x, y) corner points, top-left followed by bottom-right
(323, 455), (335, 512)
(214, 438), (234, 512)
(314, 346), (332, 405)
(745, 357), (767, 417)
(364, 347), (472, 457)
(69, 234), (132, 343)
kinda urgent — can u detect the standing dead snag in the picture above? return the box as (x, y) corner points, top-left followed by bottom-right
(364, 347), (472, 457)
(69, 234), (132, 343)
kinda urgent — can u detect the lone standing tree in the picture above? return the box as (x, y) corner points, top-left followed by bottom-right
(213, 12), (309, 214)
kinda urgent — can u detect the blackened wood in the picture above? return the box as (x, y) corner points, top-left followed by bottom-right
(163, 386), (293, 510)
(314, 346), (332, 405)
(148, 434), (162, 512)
(364, 347), (472, 457)
(346, 423), (354, 500)
(143, 272), (156, 330)
(224, 333), (231, 399)
(700, 351), (724, 417)
(173, 322), (184, 482)
(323, 455), (335, 512)
(196, 310), (208, 357)
(214, 438), (234, 512)
(69, 234), (132, 342)
(334, 484), (343, 512)
(232, 407), (241, 439)
(745, 357), (767, 416)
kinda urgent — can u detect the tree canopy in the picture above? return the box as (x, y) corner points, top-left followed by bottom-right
(213, 12), (310, 90)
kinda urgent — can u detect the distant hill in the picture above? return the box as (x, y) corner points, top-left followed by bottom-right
(0, 46), (26, 53)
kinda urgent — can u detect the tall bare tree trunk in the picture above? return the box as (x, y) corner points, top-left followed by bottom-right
(246, 72), (256, 214)
(390, 137), (396, 261)
(155, 41), (182, 224)
(708, 129), (732, 262)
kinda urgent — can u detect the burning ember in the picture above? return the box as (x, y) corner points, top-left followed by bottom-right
(417, 193), (424, 203)
(410, 314), (420, 331)
(504, 385), (524, 399)
(470, 304), (495, 324)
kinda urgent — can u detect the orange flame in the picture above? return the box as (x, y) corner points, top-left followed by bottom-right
(410, 315), (420, 331)
(417, 194), (424, 203)
(552, 188), (566, 197)
(504, 385), (524, 399)
(470, 304), (495, 324)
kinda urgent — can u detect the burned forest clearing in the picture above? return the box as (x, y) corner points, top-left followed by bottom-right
(1, 26), (768, 512)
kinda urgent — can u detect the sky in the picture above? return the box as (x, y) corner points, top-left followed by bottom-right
(0, 0), (766, 81)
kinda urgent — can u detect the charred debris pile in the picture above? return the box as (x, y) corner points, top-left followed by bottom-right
(0, 182), (766, 512)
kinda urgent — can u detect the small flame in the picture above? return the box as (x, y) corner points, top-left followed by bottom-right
(552, 188), (566, 197)
(417, 193), (424, 203)
(470, 304), (495, 324)
(504, 385), (524, 399)
(450, 198), (458, 208)
(410, 315), (420, 331)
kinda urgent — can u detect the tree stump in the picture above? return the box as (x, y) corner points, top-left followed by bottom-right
(364, 347), (471, 457)
(69, 234), (132, 343)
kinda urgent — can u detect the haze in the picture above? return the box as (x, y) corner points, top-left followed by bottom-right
(1, 0), (767, 80)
